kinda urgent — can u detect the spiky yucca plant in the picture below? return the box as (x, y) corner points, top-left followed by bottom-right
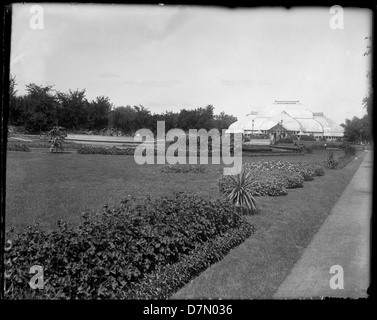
(324, 150), (338, 169)
(220, 170), (258, 214)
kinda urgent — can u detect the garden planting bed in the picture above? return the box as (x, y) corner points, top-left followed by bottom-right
(4, 192), (253, 299)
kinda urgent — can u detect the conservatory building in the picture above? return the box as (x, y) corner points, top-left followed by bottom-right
(226, 101), (344, 141)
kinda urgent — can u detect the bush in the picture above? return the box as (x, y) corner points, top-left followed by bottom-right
(344, 145), (356, 156)
(304, 146), (313, 154)
(5, 192), (250, 299)
(299, 135), (316, 141)
(269, 171), (304, 189)
(242, 145), (272, 152)
(310, 163), (325, 176)
(336, 155), (354, 169)
(123, 221), (253, 299)
(277, 138), (293, 144)
(324, 151), (338, 169)
(7, 143), (30, 152)
(77, 145), (135, 155)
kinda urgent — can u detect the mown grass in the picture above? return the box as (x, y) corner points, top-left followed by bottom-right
(5, 149), (346, 232)
(5, 152), (222, 231)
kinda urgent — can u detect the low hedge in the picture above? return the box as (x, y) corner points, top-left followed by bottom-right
(4, 192), (250, 299)
(243, 160), (324, 181)
(277, 138), (293, 144)
(269, 170), (305, 189)
(297, 135), (316, 141)
(7, 143), (30, 152)
(336, 154), (356, 169)
(77, 145), (135, 155)
(122, 221), (253, 299)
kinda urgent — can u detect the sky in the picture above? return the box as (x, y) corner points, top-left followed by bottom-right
(10, 4), (372, 125)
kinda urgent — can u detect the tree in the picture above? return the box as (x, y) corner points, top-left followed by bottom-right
(8, 75), (22, 125)
(133, 105), (152, 132)
(108, 105), (136, 134)
(55, 89), (89, 129)
(363, 37), (373, 125)
(22, 83), (59, 132)
(213, 111), (237, 130)
(86, 96), (113, 130)
(341, 115), (371, 143)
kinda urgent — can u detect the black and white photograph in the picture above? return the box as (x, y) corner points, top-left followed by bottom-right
(1, 2), (373, 304)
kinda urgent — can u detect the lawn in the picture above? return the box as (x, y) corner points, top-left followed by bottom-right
(5, 149), (347, 232)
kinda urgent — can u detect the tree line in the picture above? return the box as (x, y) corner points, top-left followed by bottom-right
(341, 115), (371, 144)
(8, 77), (237, 135)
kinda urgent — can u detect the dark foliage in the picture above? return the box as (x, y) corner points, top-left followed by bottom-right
(4, 192), (250, 299)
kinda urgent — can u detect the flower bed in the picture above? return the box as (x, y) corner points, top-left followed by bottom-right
(218, 160), (325, 198)
(218, 171), (288, 197)
(4, 192), (253, 299)
(243, 160), (324, 180)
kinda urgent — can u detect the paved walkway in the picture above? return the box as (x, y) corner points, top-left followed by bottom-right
(274, 150), (372, 299)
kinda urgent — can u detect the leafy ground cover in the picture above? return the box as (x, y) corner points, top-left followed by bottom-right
(5, 192), (253, 299)
(7, 143), (30, 152)
(77, 145), (135, 155)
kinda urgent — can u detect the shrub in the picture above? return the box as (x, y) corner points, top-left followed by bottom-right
(299, 135), (316, 141)
(7, 143), (30, 152)
(344, 145), (356, 156)
(324, 151), (338, 169)
(336, 154), (356, 169)
(277, 137), (293, 144)
(304, 146), (313, 154)
(5, 192), (249, 299)
(269, 170), (304, 189)
(123, 221), (253, 299)
(310, 163), (325, 176)
(48, 126), (66, 153)
(77, 145), (135, 155)
(242, 145), (272, 152)
(218, 170), (259, 214)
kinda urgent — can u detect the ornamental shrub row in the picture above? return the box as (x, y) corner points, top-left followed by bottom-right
(77, 145), (135, 155)
(243, 160), (324, 181)
(336, 154), (356, 169)
(122, 221), (253, 299)
(7, 143), (30, 152)
(4, 192), (249, 299)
